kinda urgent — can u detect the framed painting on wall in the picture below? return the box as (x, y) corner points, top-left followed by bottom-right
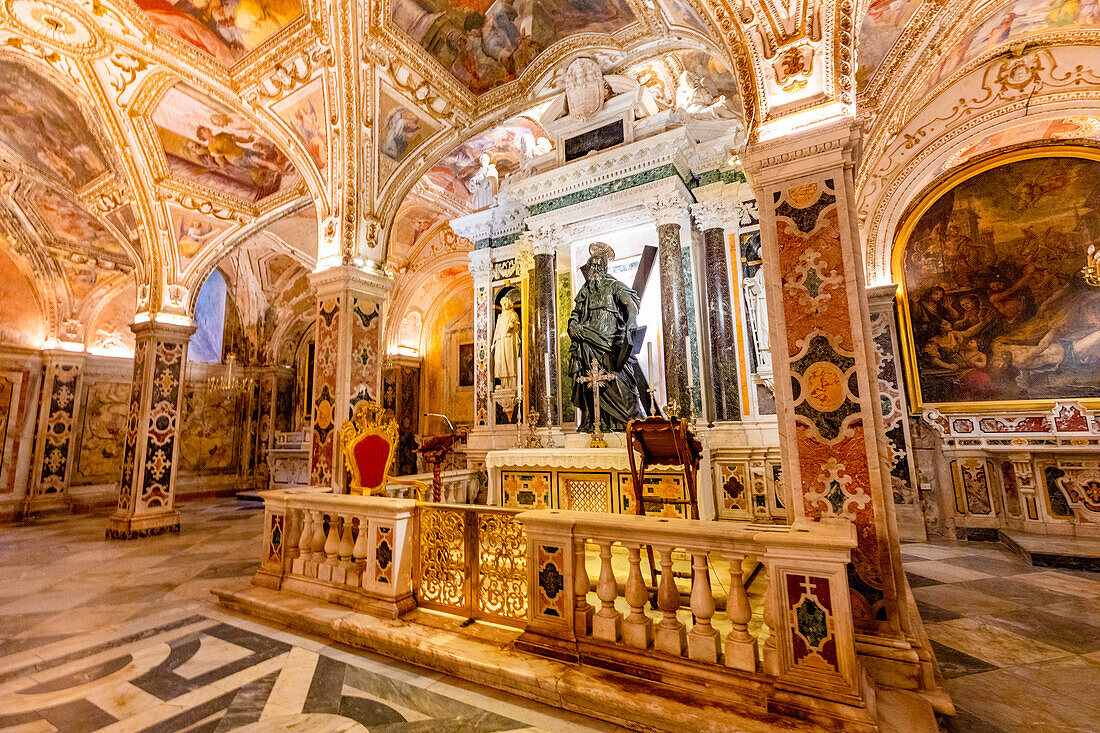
(894, 146), (1100, 411)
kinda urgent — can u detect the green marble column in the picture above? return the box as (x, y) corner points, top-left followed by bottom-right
(648, 193), (692, 416)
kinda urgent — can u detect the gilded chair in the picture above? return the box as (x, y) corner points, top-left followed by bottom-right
(340, 400), (429, 500)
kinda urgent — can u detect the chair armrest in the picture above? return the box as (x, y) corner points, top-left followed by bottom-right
(386, 477), (430, 502)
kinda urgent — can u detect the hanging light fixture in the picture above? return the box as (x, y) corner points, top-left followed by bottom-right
(206, 353), (254, 394)
(1084, 245), (1100, 287)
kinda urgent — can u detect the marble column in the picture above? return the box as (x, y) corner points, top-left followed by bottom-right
(691, 198), (741, 422)
(866, 284), (925, 542)
(25, 350), (85, 513)
(307, 265), (390, 491)
(744, 118), (935, 693)
(527, 227), (560, 427)
(107, 319), (195, 539)
(647, 191), (693, 417)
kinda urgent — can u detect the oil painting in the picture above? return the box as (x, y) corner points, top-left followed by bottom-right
(427, 116), (549, 200)
(135, 0), (303, 66)
(856, 0), (920, 91)
(902, 154), (1100, 406)
(153, 84), (298, 202)
(74, 381), (130, 485)
(917, 0), (1100, 98)
(0, 59), (108, 189)
(390, 0), (635, 94)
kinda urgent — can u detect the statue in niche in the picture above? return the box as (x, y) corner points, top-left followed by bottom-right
(675, 68), (736, 120)
(568, 247), (646, 432)
(492, 290), (521, 392)
(743, 270), (772, 371)
(468, 153), (499, 210)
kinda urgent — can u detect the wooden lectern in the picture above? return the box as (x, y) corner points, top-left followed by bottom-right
(417, 434), (457, 502)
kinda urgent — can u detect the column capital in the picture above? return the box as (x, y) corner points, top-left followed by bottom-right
(467, 249), (493, 284)
(743, 116), (861, 191)
(129, 318), (196, 341)
(309, 263), (392, 300)
(646, 190), (691, 227)
(690, 198), (739, 232)
(527, 223), (562, 256)
(866, 283), (899, 312)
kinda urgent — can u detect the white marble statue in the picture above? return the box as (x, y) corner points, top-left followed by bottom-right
(492, 294), (521, 391)
(468, 153), (499, 210)
(743, 270), (772, 371)
(675, 69), (735, 120)
(564, 57), (604, 120)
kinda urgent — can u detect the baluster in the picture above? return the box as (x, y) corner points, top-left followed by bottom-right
(686, 551), (720, 663)
(622, 545), (654, 649)
(324, 514), (341, 564)
(723, 553), (757, 671)
(284, 508), (302, 564)
(293, 509), (312, 574)
(761, 562), (780, 676)
(309, 510), (326, 568)
(573, 539), (593, 635)
(653, 546), (686, 656)
(338, 514), (355, 564)
(352, 516), (371, 586)
(592, 541), (622, 642)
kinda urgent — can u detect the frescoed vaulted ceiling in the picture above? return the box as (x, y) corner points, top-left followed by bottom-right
(0, 0), (1096, 352)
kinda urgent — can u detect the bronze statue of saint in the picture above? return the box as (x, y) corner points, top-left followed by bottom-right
(568, 250), (646, 432)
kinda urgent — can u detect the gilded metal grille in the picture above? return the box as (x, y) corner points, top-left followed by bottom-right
(476, 513), (527, 622)
(565, 477), (609, 513)
(417, 508), (465, 609)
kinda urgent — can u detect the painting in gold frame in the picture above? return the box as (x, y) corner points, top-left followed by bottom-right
(893, 145), (1100, 413)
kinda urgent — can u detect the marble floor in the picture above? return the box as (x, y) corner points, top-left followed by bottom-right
(903, 540), (1100, 732)
(2, 500), (1098, 732)
(0, 501), (621, 732)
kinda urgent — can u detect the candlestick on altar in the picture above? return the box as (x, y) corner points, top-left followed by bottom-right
(577, 358), (614, 448)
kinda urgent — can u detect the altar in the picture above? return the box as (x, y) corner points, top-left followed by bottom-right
(485, 435), (716, 519)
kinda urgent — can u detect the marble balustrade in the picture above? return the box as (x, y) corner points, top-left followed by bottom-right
(250, 489), (875, 730)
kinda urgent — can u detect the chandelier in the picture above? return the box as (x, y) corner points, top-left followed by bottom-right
(1085, 245), (1100, 287)
(205, 353), (254, 394)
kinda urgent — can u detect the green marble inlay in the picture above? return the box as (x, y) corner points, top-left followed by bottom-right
(557, 270), (575, 420)
(474, 238), (492, 250)
(682, 243), (704, 417)
(692, 168), (747, 188)
(493, 231), (521, 249)
(527, 164), (681, 217)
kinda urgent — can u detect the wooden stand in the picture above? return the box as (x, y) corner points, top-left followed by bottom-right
(418, 435), (457, 502)
(625, 417), (704, 600)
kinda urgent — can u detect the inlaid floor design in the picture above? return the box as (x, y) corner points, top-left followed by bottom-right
(902, 540), (1100, 732)
(0, 501), (620, 732)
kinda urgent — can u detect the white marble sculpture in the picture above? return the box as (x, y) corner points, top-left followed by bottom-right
(743, 270), (772, 370)
(469, 153), (499, 210)
(492, 294), (521, 391)
(564, 57), (605, 121)
(675, 69), (735, 120)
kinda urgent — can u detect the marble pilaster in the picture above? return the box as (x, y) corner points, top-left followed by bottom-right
(25, 350), (85, 513)
(691, 197), (741, 422)
(106, 319), (195, 539)
(744, 118), (936, 693)
(867, 284), (925, 542)
(527, 227), (560, 427)
(647, 190), (693, 417)
(307, 265), (391, 491)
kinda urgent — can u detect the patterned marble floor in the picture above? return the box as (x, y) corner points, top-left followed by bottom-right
(0, 501), (622, 732)
(3, 500), (1099, 732)
(902, 540), (1100, 732)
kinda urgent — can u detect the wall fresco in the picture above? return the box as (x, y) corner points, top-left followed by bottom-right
(74, 381), (130, 485)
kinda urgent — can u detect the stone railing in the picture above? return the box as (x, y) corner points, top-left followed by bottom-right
(416, 504), (527, 627)
(251, 491), (873, 730)
(388, 468), (483, 504)
(515, 511), (872, 730)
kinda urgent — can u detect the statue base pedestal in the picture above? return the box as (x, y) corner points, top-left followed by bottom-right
(564, 432), (625, 449)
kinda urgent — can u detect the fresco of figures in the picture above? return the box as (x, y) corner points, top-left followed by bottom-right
(903, 155), (1100, 406)
(0, 60), (108, 189)
(856, 0), (920, 91)
(917, 0), (1100, 98)
(153, 85), (298, 202)
(136, 0), (303, 66)
(391, 0), (635, 94)
(939, 116), (1100, 175)
(30, 190), (132, 265)
(427, 116), (549, 200)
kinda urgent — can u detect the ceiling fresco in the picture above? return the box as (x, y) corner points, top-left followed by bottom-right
(389, 0), (637, 94)
(135, 0), (304, 65)
(939, 116), (1100, 175)
(856, 0), (921, 92)
(29, 189), (132, 267)
(426, 116), (549, 201)
(276, 83), (328, 177)
(152, 84), (299, 202)
(0, 245), (45, 347)
(0, 58), (108, 189)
